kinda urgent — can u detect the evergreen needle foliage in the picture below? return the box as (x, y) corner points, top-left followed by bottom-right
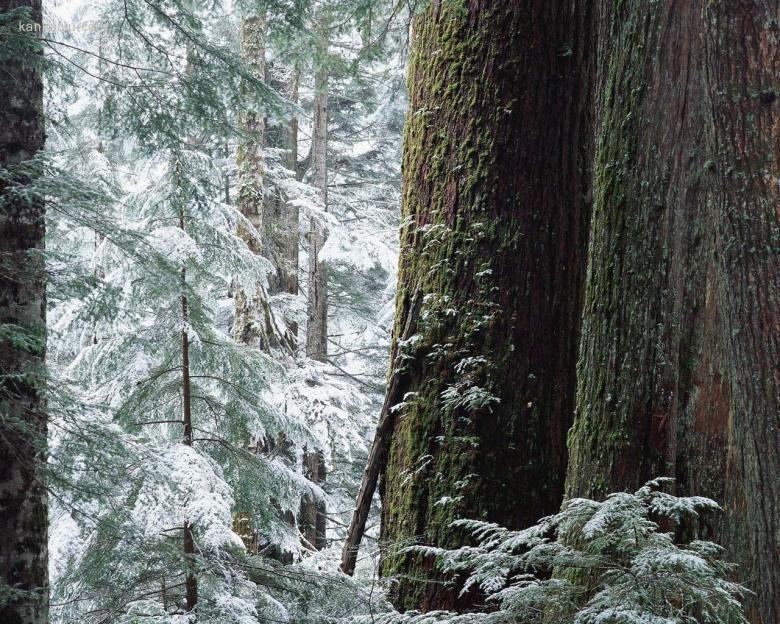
(357, 480), (747, 624)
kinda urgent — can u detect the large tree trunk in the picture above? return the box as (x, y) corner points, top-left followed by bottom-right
(565, 2), (727, 507)
(379, 0), (592, 612)
(565, 2), (780, 621)
(0, 2), (49, 622)
(703, 4), (780, 621)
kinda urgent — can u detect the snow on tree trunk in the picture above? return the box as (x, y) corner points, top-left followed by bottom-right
(302, 16), (329, 550)
(0, 1), (49, 622)
(379, 1), (592, 612)
(234, 14), (278, 351)
(305, 59), (328, 362)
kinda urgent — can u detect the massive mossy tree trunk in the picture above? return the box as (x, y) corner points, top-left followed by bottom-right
(565, 2), (780, 621)
(703, 4), (780, 621)
(565, 2), (727, 507)
(0, 2), (48, 623)
(380, 0), (592, 612)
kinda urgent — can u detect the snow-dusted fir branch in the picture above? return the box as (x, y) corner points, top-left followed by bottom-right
(353, 479), (747, 624)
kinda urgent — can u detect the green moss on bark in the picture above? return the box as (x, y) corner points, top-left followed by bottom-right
(380, 0), (593, 612)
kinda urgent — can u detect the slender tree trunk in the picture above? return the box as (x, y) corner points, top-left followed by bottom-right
(232, 13), (298, 560)
(305, 9), (329, 362)
(177, 205), (198, 616)
(380, 0), (592, 612)
(263, 63), (300, 342)
(305, 59), (328, 362)
(300, 449), (327, 551)
(234, 14), (283, 351)
(299, 41), (329, 552)
(301, 21), (330, 550)
(340, 288), (422, 575)
(263, 64), (299, 302)
(703, 4), (780, 621)
(0, 2), (48, 622)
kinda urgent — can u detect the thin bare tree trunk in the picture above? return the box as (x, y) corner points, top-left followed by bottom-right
(340, 289), (422, 575)
(178, 202), (198, 616)
(0, 2), (49, 622)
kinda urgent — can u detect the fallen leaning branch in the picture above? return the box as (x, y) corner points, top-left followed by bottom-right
(340, 287), (422, 575)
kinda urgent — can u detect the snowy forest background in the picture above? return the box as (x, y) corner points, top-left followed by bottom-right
(2, 1), (780, 623)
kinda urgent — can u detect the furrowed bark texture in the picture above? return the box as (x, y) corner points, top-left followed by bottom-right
(565, 2), (780, 620)
(704, 3), (780, 620)
(565, 2), (727, 507)
(0, 1), (48, 622)
(380, 0), (592, 612)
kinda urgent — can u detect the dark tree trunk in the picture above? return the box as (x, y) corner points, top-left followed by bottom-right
(300, 449), (327, 551)
(178, 204), (198, 616)
(0, 2), (48, 622)
(380, 0), (592, 612)
(340, 288), (422, 576)
(565, 2), (780, 621)
(565, 2), (727, 510)
(703, 3), (780, 621)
